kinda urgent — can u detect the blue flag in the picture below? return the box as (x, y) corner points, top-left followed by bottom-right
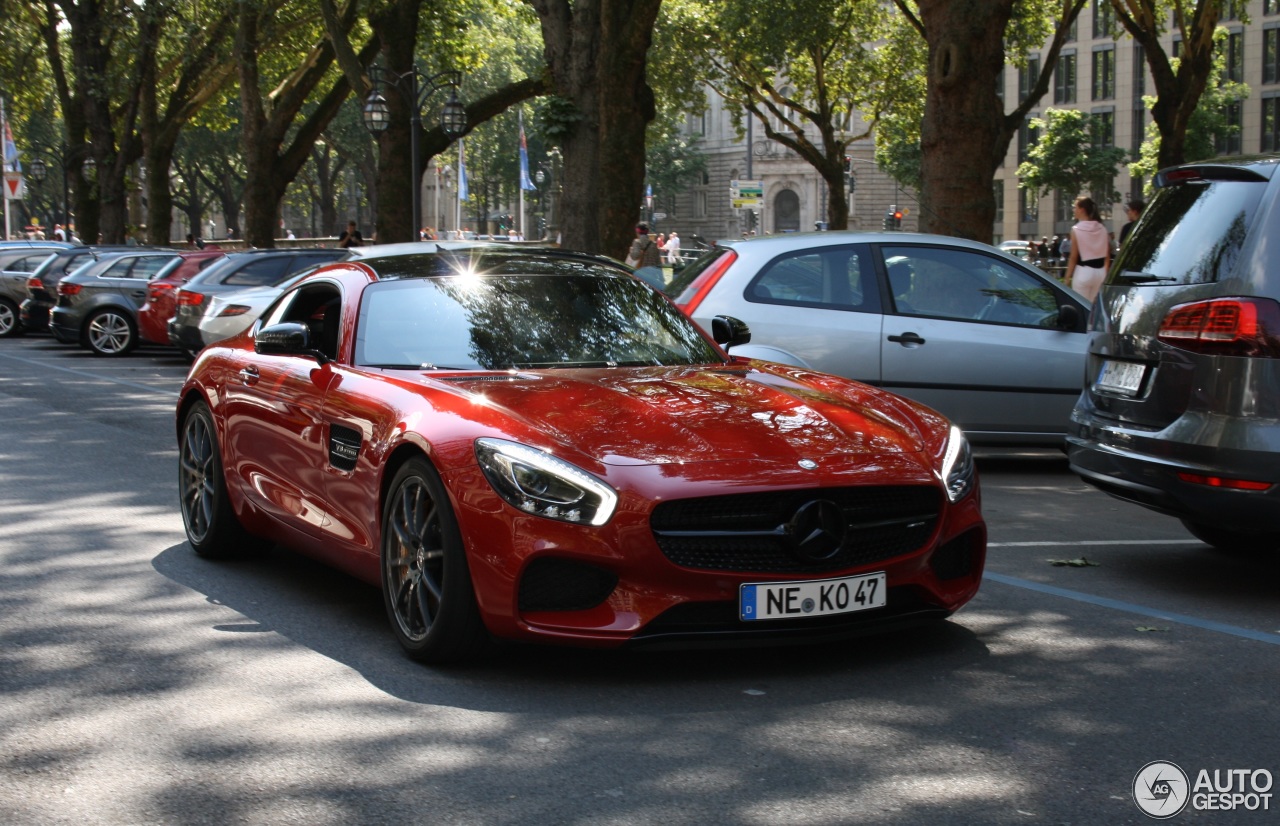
(457, 140), (469, 202)
(518, 115), (536, 192)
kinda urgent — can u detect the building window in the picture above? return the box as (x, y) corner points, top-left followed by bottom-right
(1132, 105), (1146, 156)
(1018, 116), (1040, 163)
(1225, 31), (1245, 83)
(695, 190), (708, 218)
(1092, 47), (1116, 100)
(1133, 44), (1146, 97)
(1055, 53), (1077, 103)
(1093, 0), (1115, 38)
(994, 182), (1005, 224)
(1055, 189), (1074, 223)
(1066, 16), (1078, 43)
(1019, 55), (1041, 99)
(1222, 0), (1240, 21)
(1216, 102), (1243, 155)
(996, 66), (1005, 105)
(1020, 187), (1038, 223)
(1093, 108), (1116, 146)
(1267, 27), (1280, 84)
(1173, 37), (1182, 60)
(1268, 0), (1280, 16)
(1264, 96), (1280, 152)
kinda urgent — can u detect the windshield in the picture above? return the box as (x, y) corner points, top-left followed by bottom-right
(1110, 176), (1267, 286)
(355, 273), (724, 370)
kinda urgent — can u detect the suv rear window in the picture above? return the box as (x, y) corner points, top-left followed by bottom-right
(1110, 170), (1268, 286)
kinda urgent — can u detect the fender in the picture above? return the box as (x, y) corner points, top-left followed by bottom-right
(725, 343), (812, 369)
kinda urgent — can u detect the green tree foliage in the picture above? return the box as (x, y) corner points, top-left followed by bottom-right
(670, 0), (920, 229)
(1128, 26), (1248, 186)
(1017, 109), (1129, 204)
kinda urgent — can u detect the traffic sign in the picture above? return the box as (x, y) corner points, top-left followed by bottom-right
(730, 179), (763, 209)
(3, 171), (23, 201)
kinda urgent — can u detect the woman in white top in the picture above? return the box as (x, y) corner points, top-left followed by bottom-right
(1065, 196), (1110, 303)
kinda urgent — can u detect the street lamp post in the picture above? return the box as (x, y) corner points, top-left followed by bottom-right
(362, 66), (466, 241)
(25, 144), (75, 234)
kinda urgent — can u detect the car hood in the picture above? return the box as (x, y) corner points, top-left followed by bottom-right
(430, 363), (929, 466)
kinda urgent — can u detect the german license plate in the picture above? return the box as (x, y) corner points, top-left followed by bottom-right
(740, 572), (886, 621)
(1095, 359), (1145, 396)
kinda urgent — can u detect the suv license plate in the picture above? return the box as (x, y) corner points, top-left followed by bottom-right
(740, 572), (886, 621)
(1096, 359), (1145, 396)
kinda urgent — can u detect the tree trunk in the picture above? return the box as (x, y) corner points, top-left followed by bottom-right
(532, 0), (662, 259)
(366, 2), (422, 243)
(914, 0), (1013, 240)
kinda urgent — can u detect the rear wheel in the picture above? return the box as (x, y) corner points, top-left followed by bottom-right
(0, 297), (21, 337)
(381, 458), (489, 663)
(179, 401), (270, 558)
(84, 308), (137, 356)
(1181, 520), (1280, 555)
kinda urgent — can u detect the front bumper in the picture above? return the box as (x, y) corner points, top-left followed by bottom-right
(447, 456), (987, 649)
(168, 317), (206, 351)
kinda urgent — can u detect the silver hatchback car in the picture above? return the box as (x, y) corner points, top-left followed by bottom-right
(671, 232), (1090, 445)
(1068, 157), (1280, 552)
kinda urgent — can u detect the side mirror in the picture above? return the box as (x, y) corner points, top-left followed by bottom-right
(255, 322), (329, 364)
(712, 315), (751, 350)
(1055, 303), (1082, 331)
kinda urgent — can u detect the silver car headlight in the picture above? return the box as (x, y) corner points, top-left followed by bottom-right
(475, 438), (618, 526)
(940, 425), (976, 503)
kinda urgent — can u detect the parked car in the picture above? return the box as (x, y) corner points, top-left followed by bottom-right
(1067, 156), (1280, 552)
(0, 246), (62, 337)
(20, 246), (146, 333)
(177, 247), (985, 662)
(669, 231), (1090, 445)
(137, 250), (226, 345)
(168, 248), (349, 358)
(196, 270), (310, 348)
(49, 250), (183, 356)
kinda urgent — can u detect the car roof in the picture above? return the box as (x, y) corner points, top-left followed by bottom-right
(714, 230), (1010, 256)
(354, 246), (625, 279)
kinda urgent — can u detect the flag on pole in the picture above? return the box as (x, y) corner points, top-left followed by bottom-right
(457, 140), (469, 202)
(3, 117), (20, 172)
(518, 113), (536, 192)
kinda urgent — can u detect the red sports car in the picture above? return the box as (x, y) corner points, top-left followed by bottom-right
(177, 247), (985, 663)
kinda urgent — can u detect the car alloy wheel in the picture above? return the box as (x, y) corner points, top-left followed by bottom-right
(0, 298), (20, 337)
(179, 400), (269, 558)
(381, 458), (488, 663)
(85, 308), (137, 356)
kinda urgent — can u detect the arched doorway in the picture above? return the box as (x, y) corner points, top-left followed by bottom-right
(774, 189), (800, 233)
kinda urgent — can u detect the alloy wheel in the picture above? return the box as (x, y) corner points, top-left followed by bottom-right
(180, 411), (216, 544)
(87, 311), (133, 354)
(384, 477), (446, 643)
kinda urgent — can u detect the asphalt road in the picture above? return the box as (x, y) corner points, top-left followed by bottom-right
(1, 335), (1277, 825)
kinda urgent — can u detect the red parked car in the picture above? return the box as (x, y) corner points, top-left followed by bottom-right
(177, 248), (985, 663)
(137, 250), (225, 345)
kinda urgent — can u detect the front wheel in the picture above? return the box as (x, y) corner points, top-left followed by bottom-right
(84, 308), (137, 356)
(381, 458), (489, 663)
(179, 400), (270, 558)
(0, 297), (22, 337)
(1181, 520), (1280, 555)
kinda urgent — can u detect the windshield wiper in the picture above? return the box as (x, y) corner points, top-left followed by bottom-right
(1119, 270), (1178, 284)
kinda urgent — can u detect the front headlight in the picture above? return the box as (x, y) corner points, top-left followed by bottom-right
(940, 425), (975, 503)
(475, 438), (618, 526)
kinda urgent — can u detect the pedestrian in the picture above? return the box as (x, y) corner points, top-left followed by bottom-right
(1118, 198), (1145, 246)
(665, 231), (681, 265)
(53, 223), (66, 242)
(1037, 236), (1049, 261)
(1065, 196), (1110, 303)
(625, 223), (661, 268)
(337, 220), (363, 248)
(185, 233), (199, 249)
(126, 226), (139, 246)
(286, 228), (296, 241)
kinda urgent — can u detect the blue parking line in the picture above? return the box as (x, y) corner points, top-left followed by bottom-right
(983, 571), (1280, 646)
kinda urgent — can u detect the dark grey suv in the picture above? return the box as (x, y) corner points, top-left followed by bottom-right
(1067, 156), (1280, 551)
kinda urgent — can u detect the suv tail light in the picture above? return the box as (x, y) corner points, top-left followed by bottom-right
(674, 250), (738, 316)
(177, 291), (206, 307)
(58, 282), (82, 297)
(27, 276), (44, 290)
(1157, 297), (1280, 358)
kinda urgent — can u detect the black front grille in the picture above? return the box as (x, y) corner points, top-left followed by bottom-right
(518, 557), (618, 612)
(650, 486), (940, 574)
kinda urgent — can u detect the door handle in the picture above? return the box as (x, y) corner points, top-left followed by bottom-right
(239, 366), (260, 385)
(887, 332), (926, 345)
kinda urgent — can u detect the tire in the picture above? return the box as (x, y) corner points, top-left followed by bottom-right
(381, 458), (489, 663)
(179, 401), (271, 559)
(0, 297), (22, 338)
(84, 308), (138, 356)
(1181, 520), (1280, 555)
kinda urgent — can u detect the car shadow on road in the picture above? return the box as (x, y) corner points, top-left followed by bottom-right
(151, 541), (993, 711)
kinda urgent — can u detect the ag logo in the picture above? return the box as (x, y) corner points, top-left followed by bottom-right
(1133, 761), (1190, 819)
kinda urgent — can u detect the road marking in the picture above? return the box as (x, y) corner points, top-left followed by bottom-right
(989, 539), (1202, 547)
(983, 571), (1280, 646)
(0, 351), (180, 397)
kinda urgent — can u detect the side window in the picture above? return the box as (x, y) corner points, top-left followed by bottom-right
(882, 245), (1061, 327)
(122, 256), (176, 279)
(746, 245), (878, 312)
(275, 282), (344, 361)
(290, 252), (344, 274)
(223, 257), (290, 287)
(102, 259), (136, 278)
(8, 254), (52, 273)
